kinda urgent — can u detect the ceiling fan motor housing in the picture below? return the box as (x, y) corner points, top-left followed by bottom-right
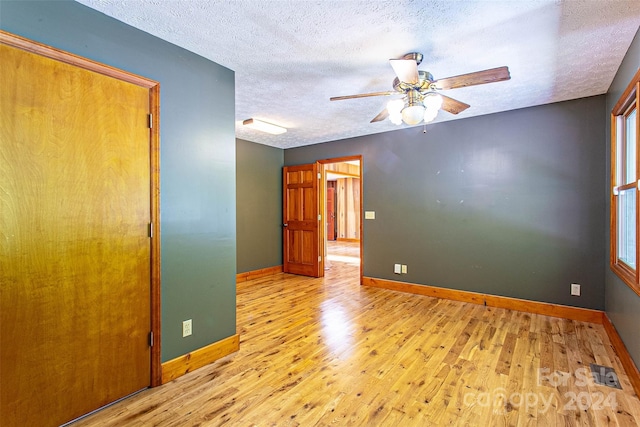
(392, 71), (434, 93)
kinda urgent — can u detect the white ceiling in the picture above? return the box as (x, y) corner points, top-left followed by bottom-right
(77, 0), (640, 149)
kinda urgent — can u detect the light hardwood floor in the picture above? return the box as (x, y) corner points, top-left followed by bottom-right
(75, 241), (640, 426)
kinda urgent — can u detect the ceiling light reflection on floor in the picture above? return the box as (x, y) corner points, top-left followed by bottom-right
(320, 301), (353, 356)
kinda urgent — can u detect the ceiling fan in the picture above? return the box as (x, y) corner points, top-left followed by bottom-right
(330, 53), (510, 126)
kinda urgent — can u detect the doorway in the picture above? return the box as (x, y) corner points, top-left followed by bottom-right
(320, 157), (362, 281)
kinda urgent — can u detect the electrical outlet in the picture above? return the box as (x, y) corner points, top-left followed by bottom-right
(401, 265), (407, 274)
(182, 319), (192, 337)
(394, 264), (402, 274)
(571, 283), (581, 296)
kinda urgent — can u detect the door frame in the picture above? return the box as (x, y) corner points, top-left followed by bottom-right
(318, 155), (364, 282)
(0, 30), (163, 387)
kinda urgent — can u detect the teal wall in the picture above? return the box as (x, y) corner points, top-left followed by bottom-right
(605, 27), (640, 367)
(236, 139), (284, 273)
(1, 0), (237, 362)
(286, 96), (606, 310)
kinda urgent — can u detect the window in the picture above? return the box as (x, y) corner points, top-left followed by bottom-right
(611, 69), (640, 295)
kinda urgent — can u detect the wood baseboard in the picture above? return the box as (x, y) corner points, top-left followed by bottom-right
(161, 334), (239, 384)
(236, 265), (283, 283)
(602, 314), (640, 397)
(336, 238), (360, 243)
(362, 277), (603, 323)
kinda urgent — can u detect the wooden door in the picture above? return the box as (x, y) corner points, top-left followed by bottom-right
(0, 39), (153, 426)
(327, 184), (336, 241)
(283, 163), (323, 277)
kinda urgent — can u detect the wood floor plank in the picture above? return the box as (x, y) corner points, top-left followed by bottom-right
(72, 241), (640, 426)
(495, 332), (517, 376)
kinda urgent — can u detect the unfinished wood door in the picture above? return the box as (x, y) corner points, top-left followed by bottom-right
(0, 39), (152, 426)
(283, 163), (323, 277)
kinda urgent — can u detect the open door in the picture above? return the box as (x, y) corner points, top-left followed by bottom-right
(283, 163), (323, 277)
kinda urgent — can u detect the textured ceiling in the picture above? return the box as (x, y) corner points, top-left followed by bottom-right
(77, 0), (640, 148)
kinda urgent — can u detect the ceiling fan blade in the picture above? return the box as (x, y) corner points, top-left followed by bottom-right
(370, 108), (389, 123)
(389, 59), (419, 84)
(330, 91), (395, 101)
(440, 95), (470, 115)
(433, 66), (510, 90)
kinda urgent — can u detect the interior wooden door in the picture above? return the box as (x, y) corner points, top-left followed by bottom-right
(283, 163), (323, 277)
(327, 184), (336, 241)
(0, 39), (153, 426)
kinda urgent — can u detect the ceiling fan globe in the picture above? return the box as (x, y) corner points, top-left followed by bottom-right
(389, 113), (403, 125)
(387, 99), (404, 114)
(424, 108), (439, 123)
(423, 92), (443, 110)
(402, 104), (426, 125)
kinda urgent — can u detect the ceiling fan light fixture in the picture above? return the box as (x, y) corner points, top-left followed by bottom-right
(242, 118), (287, 135)
(387, 99), (404, 114)
(423, 92), (443, 111)
(401, 104), (426, 125)
(424, 108), (439, 123)
(387, 99), (404, 125)
(389, 113), (403, 125)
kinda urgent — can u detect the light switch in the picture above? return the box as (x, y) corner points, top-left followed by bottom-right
(365, 211), (375, 220)
(394, 264), (402, 274)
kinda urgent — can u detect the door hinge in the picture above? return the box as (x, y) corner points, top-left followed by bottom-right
(149, 331), (154, 347)
(148, 114), (153, 129)
(148, 222), (153, 238)
(318, 256), (322, 262)
(318, 214), (321, 221)
(318, 172), (321, 179)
